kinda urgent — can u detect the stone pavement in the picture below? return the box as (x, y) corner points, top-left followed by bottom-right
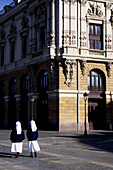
(0, 130), (113, 169)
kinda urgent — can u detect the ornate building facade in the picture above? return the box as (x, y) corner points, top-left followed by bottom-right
(0, 0), (113, 131)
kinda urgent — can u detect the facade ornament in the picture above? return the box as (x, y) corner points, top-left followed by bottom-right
(46, 32), (55, 46)
(106, 62), (111, 77)
(80, 35), (87, 47)
(80, 60), (86, 76)
(21, 16), (29, 29)
(72, 34), (76, 45)
(9, 23), (17, 34)
(46, 60), (55, 84)
(28, 65), (36, 90)
(71, 0), (76, 4)
(88, 2), (103, 17)
(62, 59), (76, 87)
(80, 0), (87, 6)
(105, 37), (112, 49)
(106, 3), (112, 10)
(8, 23), (17, 41)
(111, 9), (113, 27)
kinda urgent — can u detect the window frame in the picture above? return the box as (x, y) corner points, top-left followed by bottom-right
(89, 23), (103, 50)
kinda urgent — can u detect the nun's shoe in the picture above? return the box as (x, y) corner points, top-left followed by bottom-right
(15, 155), (19, 158)
(34, 152), (37, 157)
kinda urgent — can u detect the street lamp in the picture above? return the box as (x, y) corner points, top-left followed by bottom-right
(110, 92), (112, 130)
(83, 92), (88, 135)
(31, 96), (34, 120)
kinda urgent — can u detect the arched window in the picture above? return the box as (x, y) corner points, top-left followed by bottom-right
(88, 69), (105, 91)
(20, 75), (29, 93)
(9, 78), (16, 94)
(38, 70), (48, 90)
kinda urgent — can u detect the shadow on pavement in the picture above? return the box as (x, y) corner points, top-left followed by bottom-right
(57, 131), (113, 153)
(0, 152), (29, 158)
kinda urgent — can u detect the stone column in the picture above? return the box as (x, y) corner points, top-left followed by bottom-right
(4, 96), (10, 128)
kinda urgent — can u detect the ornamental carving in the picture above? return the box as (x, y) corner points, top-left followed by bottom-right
(106, 3), (112, 10)
(46, 60), (55, 84)
(62, 59), (76, 87)
(106, 62), (111, 77)
(9, 23), (17, 34)
(28, 65), (36, 90)
(80, 0), (87, 6)
(80, 35), (87, 47)
(87, 2), (103, 17)
(72, 34), (76, 45)
(21, 16), (29, 29)
(105, 37), (112, 49)
(80, 60), (86, 76)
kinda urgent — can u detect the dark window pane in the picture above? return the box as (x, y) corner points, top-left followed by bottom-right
(96, 41), (98, 49)
(92, 40), (94, 49)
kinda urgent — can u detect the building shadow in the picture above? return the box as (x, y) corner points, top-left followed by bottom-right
(57, 131), (113, 153)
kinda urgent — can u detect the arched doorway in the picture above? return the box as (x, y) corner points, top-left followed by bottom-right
(20, 75), (29, 129)
(88, 69), (106, 130)
(8, 78), (16, 128)
(37, 70), (48, 130)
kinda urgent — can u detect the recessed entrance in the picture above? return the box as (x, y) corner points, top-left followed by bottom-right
(88, 69), (106, 130)
(37, 70), (48, 130)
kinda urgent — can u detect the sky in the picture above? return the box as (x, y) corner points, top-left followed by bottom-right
(0, 0), (13, 11)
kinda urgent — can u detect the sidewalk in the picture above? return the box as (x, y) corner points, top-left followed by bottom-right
(0, 130), (113, 170)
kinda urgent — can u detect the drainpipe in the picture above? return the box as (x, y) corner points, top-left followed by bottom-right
(77, 60), (80, 131)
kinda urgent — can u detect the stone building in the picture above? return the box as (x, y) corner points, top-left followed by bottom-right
(0, 0), (113, 131)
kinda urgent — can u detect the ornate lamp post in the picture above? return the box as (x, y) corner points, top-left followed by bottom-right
(110, 92), (112, 130)
(31, 96), (34, 120)
(83, 92), (88, 135)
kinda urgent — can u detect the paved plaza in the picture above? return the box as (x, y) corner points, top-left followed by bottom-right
(0, 130), (113, 169)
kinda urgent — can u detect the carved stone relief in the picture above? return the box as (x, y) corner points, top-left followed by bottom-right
(28, 65), (36, 90)
(80, 0), (87, 6)
(62, 59), (76, 87)
(105, 37), (112, 49)
(106, 3), (112, 10)
(80, 35), (87, 47)
(106, 62), (111, 77)
(21, 16), (29, 29)
(80, 60), (86, 76)
(64, 33), (76, 45)
(9, 23), (17, 34)
(87, 2), (103, 17)
(46, 32), (55, 46)
(46, 60), (55, 84)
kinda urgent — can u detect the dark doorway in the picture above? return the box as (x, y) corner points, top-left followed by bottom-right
(37, 70), (48, 130)
(88, 69), (106, 130)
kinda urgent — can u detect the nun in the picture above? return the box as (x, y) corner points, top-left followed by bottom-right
(10, 121), (25, 158)
(27, 120), (40, 157)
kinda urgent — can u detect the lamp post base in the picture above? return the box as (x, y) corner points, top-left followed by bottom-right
(84, 130), (87, 135)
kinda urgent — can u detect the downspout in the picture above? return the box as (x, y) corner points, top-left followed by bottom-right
(77, 60), (80, 131)
(77, 0), (80, 131)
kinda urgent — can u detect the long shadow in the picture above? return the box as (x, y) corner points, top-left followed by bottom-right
(0, 152), (29, 158)
(56, 131), (113, 153)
